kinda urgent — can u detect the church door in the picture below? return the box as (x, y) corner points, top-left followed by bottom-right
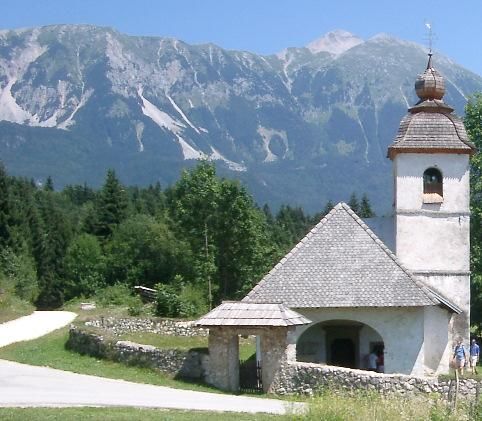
(330, 338), (356, 368)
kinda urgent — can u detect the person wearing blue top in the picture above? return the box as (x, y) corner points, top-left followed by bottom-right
(470, 339), (480, 375)
(453, 339), (467, 376)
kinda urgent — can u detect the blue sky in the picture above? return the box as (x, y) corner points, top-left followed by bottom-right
(3, 0), (482, 75)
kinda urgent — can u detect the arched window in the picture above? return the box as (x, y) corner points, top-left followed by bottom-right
(423, 167), (443, 202)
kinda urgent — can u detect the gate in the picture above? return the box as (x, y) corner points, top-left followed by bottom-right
(239, 358), (262, 393)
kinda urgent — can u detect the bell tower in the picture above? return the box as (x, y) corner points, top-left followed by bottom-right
(388, 54), (476, 344)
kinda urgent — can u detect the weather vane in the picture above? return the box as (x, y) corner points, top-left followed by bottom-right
(424, 21), (435, 54)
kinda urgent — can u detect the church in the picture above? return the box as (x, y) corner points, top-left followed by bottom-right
(196, 53), (476, 391)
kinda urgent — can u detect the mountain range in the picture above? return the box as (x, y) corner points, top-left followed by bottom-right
(1, 25), (481, 213)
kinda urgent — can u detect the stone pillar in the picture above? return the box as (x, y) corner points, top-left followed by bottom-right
(260, 327), (289, 393)
(206, 328), (239, 392)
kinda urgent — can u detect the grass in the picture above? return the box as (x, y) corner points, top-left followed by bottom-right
(116, 331), (256, 360)
(0, 290), (35, 324)
(0, 390), (479, 421)
(439, 367), (482, 382)
(0, 407), (281, 420)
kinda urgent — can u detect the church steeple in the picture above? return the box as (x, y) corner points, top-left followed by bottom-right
(387, 53), (475, 160)
(388, 54), (473, 354)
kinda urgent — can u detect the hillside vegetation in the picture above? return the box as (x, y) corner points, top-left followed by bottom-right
(0, 159), (375, 316)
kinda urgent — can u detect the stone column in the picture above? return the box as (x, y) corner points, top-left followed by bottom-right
(260, 327), (289, 393)
(206, 328), (239, 392)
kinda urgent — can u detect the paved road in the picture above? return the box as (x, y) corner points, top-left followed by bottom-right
(0, 359), (304, 415)
(0, 311), (77, 347)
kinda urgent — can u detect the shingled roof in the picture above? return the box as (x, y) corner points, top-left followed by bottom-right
(388, 55), (476, 159)
(243, 203), (460, 312)
(195, 302), (311, 327)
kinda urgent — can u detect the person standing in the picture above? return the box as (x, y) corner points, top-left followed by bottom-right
(453, 339), (467, 377)
(470, 339), (480, 375)
(368, 350), (378, 371)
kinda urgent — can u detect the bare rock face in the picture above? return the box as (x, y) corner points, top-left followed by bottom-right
(0, 25), (481, 213)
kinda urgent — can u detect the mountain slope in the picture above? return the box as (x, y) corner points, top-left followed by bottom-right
(0, 25), (481, 213)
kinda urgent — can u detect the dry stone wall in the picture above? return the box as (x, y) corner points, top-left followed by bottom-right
(273, 361), (482, 400)
(67, 326), (207, 379)
(85, 317), (208, 337)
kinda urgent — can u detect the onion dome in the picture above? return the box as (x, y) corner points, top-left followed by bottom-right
(387, 54), (476, 159)
(415, 54), (445, 100)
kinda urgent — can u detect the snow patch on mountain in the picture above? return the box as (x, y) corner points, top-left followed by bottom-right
(135, 122), (145, 152)
(306, 30), (363, 56)
(209, 147), (247, 172)
(138, 87), (185, 134)
(138, 87), (206, 160)
(178, 138), (204, 160)
(166, 94), (200, 134)
(257, 126), (288, 162)
(0, 30), (49, 125)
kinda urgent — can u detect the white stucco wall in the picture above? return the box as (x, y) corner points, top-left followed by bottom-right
(393, 152), (470, 348)
(394, 153), (470, 212)
(423, 306), (452, 375)
(396, 214), (470, 272)
(290, 307), (431, 376)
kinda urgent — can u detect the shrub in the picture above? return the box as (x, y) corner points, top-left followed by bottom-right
(154, 283), (181, 317)
(127, 295), (144, 316)
(96, 284), (133, 307)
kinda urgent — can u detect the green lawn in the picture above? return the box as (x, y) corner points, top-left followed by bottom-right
(0, 293), (34, 324)
(0, 407), (281, 421)
(117, 331), (256, 360)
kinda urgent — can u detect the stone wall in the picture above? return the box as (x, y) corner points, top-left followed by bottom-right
(67, 326), (207, 379)
(85, 317), (208, 337)
(273, 361), (482, 400)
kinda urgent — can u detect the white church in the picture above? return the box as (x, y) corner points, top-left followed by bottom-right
(196, 54), (476, 391)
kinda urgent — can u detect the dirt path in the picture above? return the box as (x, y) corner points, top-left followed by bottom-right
(0, 311), (77, 347)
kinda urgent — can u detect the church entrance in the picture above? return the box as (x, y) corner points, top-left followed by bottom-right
(330, 338), (356, 368)
(296, 319), (383, 370)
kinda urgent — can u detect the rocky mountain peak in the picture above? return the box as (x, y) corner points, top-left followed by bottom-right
(305, 29), (364, 55)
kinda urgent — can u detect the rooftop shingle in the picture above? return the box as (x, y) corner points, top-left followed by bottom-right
(243, 203), (459, 312)
(195, 302), (311, 327)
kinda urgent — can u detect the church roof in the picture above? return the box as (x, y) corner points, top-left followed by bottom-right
(195, 302), (312, 327)
(243, 203), (460, 312)
(388, 55), (476, 159)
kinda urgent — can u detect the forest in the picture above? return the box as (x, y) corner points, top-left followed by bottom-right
(1, 94), (482, 331)
(0, 159), (374, 317)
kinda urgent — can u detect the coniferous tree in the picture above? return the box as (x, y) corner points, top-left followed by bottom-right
(359, 194), (375, 218)
(322, 200), (335, 216)
(348, 193), (360, 214)
(0, 163), (12, 250)
(44, 176), (54, 192)
(91, 169), (129, 239)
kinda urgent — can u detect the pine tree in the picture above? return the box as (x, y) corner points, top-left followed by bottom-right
(91, 169), (129, 239)
(348, 193), (360, 214)
(44, 176), (54, 192)
(359, 194), (375, 218)
(322, 200), (335, 216)
(0, 163), (12, 250)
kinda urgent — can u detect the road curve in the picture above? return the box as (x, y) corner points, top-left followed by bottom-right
(0, 359), (304, 415)
(0, 311), (77, 347)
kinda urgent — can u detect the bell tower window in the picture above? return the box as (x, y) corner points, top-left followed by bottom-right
(423, 167), (443, 203)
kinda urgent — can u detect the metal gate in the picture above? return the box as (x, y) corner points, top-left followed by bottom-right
(239, 358), (262, 393)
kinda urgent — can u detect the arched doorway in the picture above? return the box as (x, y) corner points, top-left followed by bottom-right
(296, 319), (384, 370)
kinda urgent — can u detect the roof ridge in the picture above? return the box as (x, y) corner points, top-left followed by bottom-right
(342, 204), (441, 306)
(243, 203), (346, 302)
